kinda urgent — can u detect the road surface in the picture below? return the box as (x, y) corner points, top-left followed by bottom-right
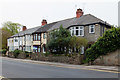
(1, 57), (119, 78)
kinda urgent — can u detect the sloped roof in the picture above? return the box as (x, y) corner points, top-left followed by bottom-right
(33, 22), (57, 33)
(10, 26), (41, 38)
(9, 14), (111, 38)
(48, 14), (111, 31)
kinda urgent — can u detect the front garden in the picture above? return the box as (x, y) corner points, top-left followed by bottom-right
(1, 26), (120, 66)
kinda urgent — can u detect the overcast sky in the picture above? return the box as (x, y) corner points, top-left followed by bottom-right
(0, 0), (119, 29)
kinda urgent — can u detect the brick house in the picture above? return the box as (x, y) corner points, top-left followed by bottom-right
(7, 8), (111, 53)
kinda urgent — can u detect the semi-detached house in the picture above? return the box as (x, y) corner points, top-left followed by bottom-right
(7, 8), (111, 53)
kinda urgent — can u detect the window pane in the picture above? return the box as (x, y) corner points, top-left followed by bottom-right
(91, 28), (94, 32)
(38, 34), (40, 40)
(76, 27), (79, 29)
(38, 47), (41, 52)
(76, 30), (79, 35)
(36, 34), (37, 40)
(80, 30), (83, 35)
(34, 34), (36, 40)
(80, 26), (83, 29)
(72, 29), (74, 35)
(15, 39), (18, 42)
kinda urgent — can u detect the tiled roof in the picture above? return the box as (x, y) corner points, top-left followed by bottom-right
(10, 26), (41, 38)
(48, 14), (111, 31)
(9, 14), (111, 38)
(33, 22), (57, 33)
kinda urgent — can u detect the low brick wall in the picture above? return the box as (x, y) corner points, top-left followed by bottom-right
(94, 49), (120, 66)
(31, 53), (84, 65)
(8, 52), (26, 59)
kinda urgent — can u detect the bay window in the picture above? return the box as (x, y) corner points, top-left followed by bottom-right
(70, 26), (84, 36)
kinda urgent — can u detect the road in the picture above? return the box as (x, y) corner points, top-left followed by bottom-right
(1, 57), (119, 79)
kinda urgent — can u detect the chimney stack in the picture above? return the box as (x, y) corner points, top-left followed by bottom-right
(76, 8), (84, 18)
(22, 26), (27, 31)
(41, 19), (47, 26)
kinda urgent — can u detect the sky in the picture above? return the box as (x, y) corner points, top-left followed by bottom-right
(0, 0), (119, 30)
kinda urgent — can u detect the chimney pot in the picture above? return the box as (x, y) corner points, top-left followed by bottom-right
(41, 19), (47, 26)
(22, 26), (27, 31)
(76, 8), (84, 18)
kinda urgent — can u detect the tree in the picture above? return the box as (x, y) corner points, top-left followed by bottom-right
(69, 36), (88, 53)
(1, 28), (12, 49)
(47, 25), (71, 54)
(1, 21), (22, 49)
(47, 25), (88, 54)
(2, 21), (22, 35)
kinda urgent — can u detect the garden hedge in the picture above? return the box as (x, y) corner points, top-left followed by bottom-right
(85, 27), (120, 63)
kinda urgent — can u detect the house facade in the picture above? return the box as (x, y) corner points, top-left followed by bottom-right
(7, 8), (111, 53)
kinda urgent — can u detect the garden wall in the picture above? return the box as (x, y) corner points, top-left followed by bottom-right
(31, 53), (84, 65)
(93, 49), (120, 66)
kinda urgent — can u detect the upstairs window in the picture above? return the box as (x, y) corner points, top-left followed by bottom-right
(26, 35), (31, 41)
(15, 39), (18, 42)
(35, 34), (37, 40)
(70, 26), (84, 36)
(89, 25), (95, 33)
(38, 34), (41, 40)
(33, 34), (41, 41)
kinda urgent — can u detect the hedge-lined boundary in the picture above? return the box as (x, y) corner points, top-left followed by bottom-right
(85, 27), (120, 63)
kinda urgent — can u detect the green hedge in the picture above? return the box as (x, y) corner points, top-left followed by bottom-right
(1, 49), (7, 55)
(85, 27), (120, 63)
(13, 49), (22, 58)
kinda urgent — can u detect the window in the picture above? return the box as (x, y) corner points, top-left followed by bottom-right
(35, 34), (37, 40)
(33, 46), (41, 53)
(26, 46), (31, 52)
(81, 46), (84, 54)
(89, 25), (95, 33)
(70, 26), (84, 36)
(38, 47), (41, 52)
(15, 39), (18, 42)
(33, 34), (35, 41)
(43, 33), (46, 39)
(33, 34), (41, 41)
(80, 26), (84, 36)
(38, 34), (41, 40)
(26, 35), (31, 41)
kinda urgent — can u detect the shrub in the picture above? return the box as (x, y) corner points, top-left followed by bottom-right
(2, 49), (7, 56)
(85, 27), (120, 63)
(13, 49), (22, 58)
(44, 52), (50, 56)
(24, 51), (30, 58)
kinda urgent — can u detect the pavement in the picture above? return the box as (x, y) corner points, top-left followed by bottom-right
(2, 57), (119, 73)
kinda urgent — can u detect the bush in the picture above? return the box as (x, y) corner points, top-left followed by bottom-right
(24, 51), (30, 58)
(85, 27), (120, 63)
(13, 49), (22, 58)
(2, 49), (7, 56)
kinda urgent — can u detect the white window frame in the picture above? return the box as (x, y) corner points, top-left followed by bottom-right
(79, 26), (84, 36)
(89, 25), (95, 33)
(69, 26), (84, 36)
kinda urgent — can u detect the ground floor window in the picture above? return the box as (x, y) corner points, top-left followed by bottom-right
(9, 46), (14, 51)
(25, 46), (31, 52)
(33, 45), (41, 53)
(81, 46), (84, 54)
